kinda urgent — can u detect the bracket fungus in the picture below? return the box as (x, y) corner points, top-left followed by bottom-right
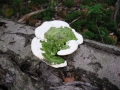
(31, 20), (83, 68)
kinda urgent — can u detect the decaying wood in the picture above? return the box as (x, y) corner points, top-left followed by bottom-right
(18, 9), (45, 23)
(69, 16), (81, 25)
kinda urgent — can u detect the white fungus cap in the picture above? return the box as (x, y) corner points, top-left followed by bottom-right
(57, 40), (78, 55)
(35, 20), (70, 40)
(50, 61), (67, 68)
(31, 37), (44, 60)
(71, 29), (83, 44)
(31, 20), (83, 68)
(31, 37), (67, 68)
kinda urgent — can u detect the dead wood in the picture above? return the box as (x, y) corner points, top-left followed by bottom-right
(17, 9), (45, 23)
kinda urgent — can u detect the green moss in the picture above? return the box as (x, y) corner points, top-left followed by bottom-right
(86, 21), (98, 33)
(12, 0), (21, 7)
(82, 30), (95, 39)
(81, 4), (104, 20)
(70, 19), (87, 31)
(43, 16), (52, 21)
(33, 9), (54, 21)
(65, 11), (79, 22)
(63, 0), (74, 8)
(71, 20), (82, 31)
(42, 9), (53, 17)
(4, 8), (14, 18)
(103, 36), (117, 45)
(103, 21), (117, 32)
(77, 3), (118, 45)
(20, 6), (30, 15)
(81, 0), (96, 5)
(99, 26), (109, 36)
(94, 27), (110, 41)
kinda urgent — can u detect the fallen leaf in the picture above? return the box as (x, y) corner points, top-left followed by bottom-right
(63, 76), (74, 83)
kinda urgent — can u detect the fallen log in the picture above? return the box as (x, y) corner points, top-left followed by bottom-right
(0, 17), (120, 90)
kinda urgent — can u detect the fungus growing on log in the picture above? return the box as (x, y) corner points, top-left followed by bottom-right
(31, 20), (83, 68)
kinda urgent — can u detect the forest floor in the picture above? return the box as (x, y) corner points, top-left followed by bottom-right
(0, 0), (120, 47)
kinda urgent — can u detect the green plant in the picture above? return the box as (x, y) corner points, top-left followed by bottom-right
(43, 16), (52, 21)
(103, 36), (117, 45)
(65, 11), (79, 22)
(20, 6), (30, 15)
(12, 0), (22, 7)
(86, 21), (98, 33)
(70, 19), (87, 31)
(82, 30), (95, 39)
(43, 9), (53, 16)
(81, 0), (96, 5)
(71, 20), (82, 31)
(78, 3), (118, 44)
(33, 9), (54, 21)
(99, 26), (109, 36)
(4, 8), (14, 18)
(103, 21), (117, 32)
(63, 0), (74, 8)
(81, 4), (104, 20)
(48, 0), (58, 10)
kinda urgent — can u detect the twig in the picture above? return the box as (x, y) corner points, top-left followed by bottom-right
(95, 19), (104, 43)
(112, 0), (120, 22)
(97, 27), (104, 43)
(18, 9), (45, 23)
(69, 16), (81, 25)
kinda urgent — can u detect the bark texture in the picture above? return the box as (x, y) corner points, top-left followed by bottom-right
(0, 17), (120, 90)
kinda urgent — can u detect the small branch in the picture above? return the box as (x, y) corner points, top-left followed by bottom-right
(69, 16), (81, 25)
(97, 27), (104, 43)
(112, 0), (120, 22)
(95, 19), (104, 43)
(18, 9), (45, 23)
